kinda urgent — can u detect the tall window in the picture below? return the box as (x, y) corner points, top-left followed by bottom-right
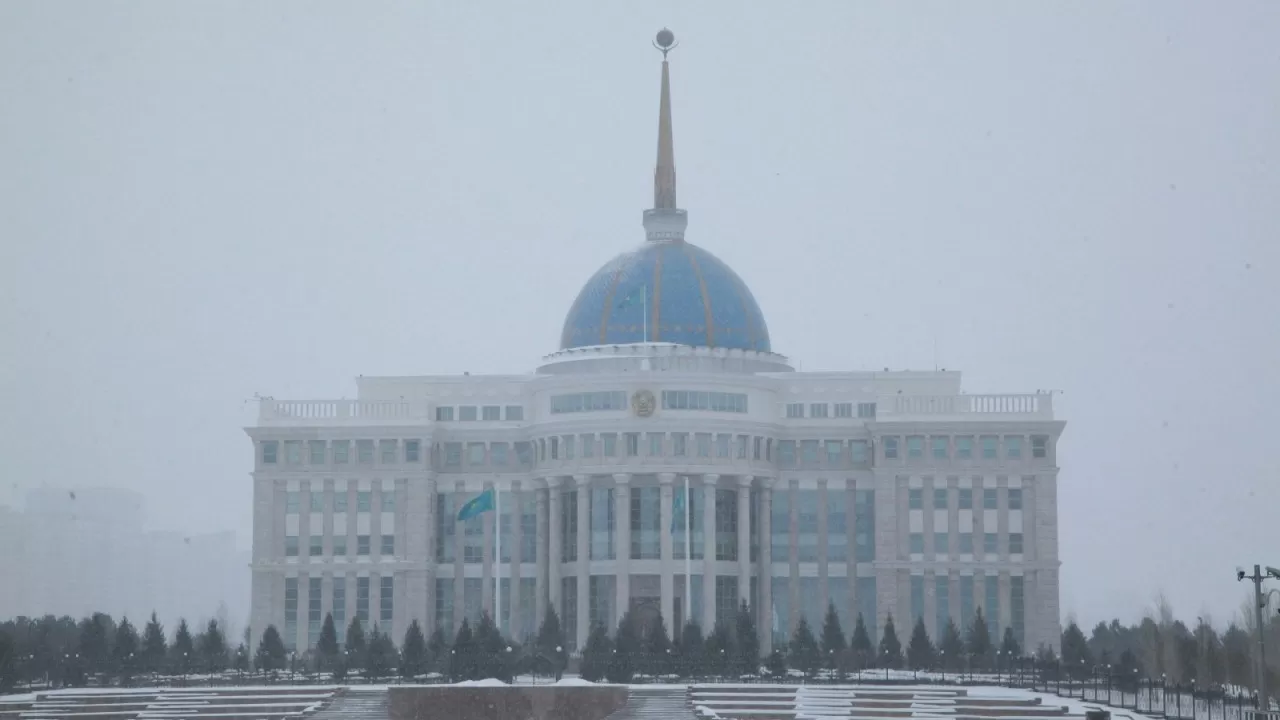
(984, 488), (998, 509)
(672, 483), (702, 560)
(934, 487), (949, 509)
(630, 486), (661, 559)
(772, 576), (790, 645)
(800, 440), (820, 466)
(435, 578), (453, 633)
(590, 487), (615, 560)
(648, 433), (663, 456)
(959, 575), (974, 634)
(498, 490), (513, 563)
(309, 440), (326, 464)
(955, 437), (973, 459)
(463, 503), (483, 563)
(980, 435), (998, 459)
(380, 576), (394, 624)
(1011, 576), (1025, 648)
(333, 578), (346, 643)
(379, 440), (397, 463)
(717, 434), (730, 458)
(778, 440), (795, 467)
(561, 577), (578, 650)
(404, 439), (420, 463)
(672, 433), (687, 456)
(715, 489), (738, 561)
(883, 437), (899, 459)
(589, 575), (616, 630)
(770, 487), (789, 564)
(1031, 436), (1048, 458)
(910, 575), (925, 624)
(909, 488), (923, 510)
(603, 434), (617, 457)
(463, 578), (482, 623)
(262, 441), (279, 464)
(436, 494), (455, 563)
(984, 575), (1000, 638)
(715, 576), (739, 623)
(796, 490), (819, 562)
(1008, 488), (1023, 510)
(520, 492), (537, 563)
(850, 440), (868, 464)
(829, 576), (849, 632)
(285, 491), (300, 514)
(854, 490), (875, 562)
(825, 440), (842, 466)
(625, 433), (639, 457)
(935, 576), (950, 638)
(696, 433), (712, 458)
(284, 577), (297, 650)
(931, 436), (949, 460)
(561, 489), (578, 562)
(285, 440), (301, 465)
(827, 490), (847, 562)
(357, 440), (374, 463)
(357, 576), (370, 625)
(1006, 436), (1023, 459)
(907, 436), (924, 458)
(856, 577), (877, 641)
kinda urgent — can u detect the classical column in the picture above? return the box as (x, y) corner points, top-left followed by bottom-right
(817, 478), (829, 604)
(788, 479), (800, 634)
(453, 481), (465, 631)
(534, 478), (548, 630)
(702, 474), (718, 629)
(548, 477), (563, 611)
(759, 477), (773, 654)
(737, 476), (752, 606)
(658, 472), (676, 631)
(481, 482), (494, 617)
(509, 480), (523, 638)
(613, 473), (632, 625)
(575, 474), (590, 648)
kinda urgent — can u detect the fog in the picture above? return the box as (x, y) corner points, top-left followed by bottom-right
(1, 1), (1277, 630)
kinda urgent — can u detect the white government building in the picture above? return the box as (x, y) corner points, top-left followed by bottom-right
(247, 32), (1064, 659)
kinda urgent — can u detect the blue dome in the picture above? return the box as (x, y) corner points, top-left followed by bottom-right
(560, 240), (771, 352)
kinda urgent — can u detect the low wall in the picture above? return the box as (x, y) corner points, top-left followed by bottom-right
(388, 685), (628, 720)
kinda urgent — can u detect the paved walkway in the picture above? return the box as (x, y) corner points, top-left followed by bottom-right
(606, 687), (697, 720)
(309, 689), (390, 720)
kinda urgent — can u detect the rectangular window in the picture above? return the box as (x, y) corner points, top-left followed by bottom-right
(380, 576), (394, 624)
(358, 490), (372, 512)
(561, 577), (578, 650)
(672, 433), (687, 456)
(796, 489), (819, 562)
(958, 488), (973, 509)
(521, 493), (537, 563)
(777, 440), (795, 467)
(909, 533), (924, 554)
(771, 576), (789, 646)
(333, 440), (349, 464)
(357, 439), (374, 463)
(908, 488), (923, 509)
(825, 440), (842, 466)
(800, 439), (819, 466)
(716, 434), (730, 458)
(357, 576), (370, 624)
(907, 436), (924, 458)
(827, 492), (847, 562)
(332, 578), (346, 643)
(884, 437), (899, 459)
(661, 390), (748, 413)
(935, 576), (950, 639)
(981, 435), (998, 459)
(357, 535), (370, 556)
(482, 405), (501, 421)
(786, 403), (804, 418)
(581, 434), (595, 458)
(960, 575), (974, 632)
(564, 435), (575, 459)
(283, 577), (297, 650)
(1008, 488), (1023, 510)
(809, 403), (828, 418)
(715, 576), (740, 623)
(286, 491), (300, 514)
(857, 576), (877, 635)
(308, 577), (322, 647)
(590, 487), (615, 560)
(697, 433), (712, 457)
(1011, 576), (1025, 648)
(753, 436), (762, 460)
(715, 488), (738, 561)
(491, 443), (509, 466)
(334, 534), (347, 556)
(467, 443), (485, 466)
(630, 486), (661, 560)
(770, 488), (790, 567)
(515, 441), (532, 466)
(285, 440), (301, 465)
(435, 406), (454, 421)
(549, 437), (559, 460)
(380, 489), (395, 511)
(381, 534), (394, 556)
(648, 433), (663, 456)
(834, 402), (853, 418)
(933, 487), (948, 509)
(983, 488), (998, 509)
(589, 575), (616, 631)
(857, 402), (877, 419)
(985, 575), (1000, 637)
(624, 433), (639, 457)
(1006, 436), (1023, 459)
(1032, 436), (1048, 458)
(379, 439), (397, 464)
(931, 436), (948, 460)
(984, 532), (998, 554)
(463, 500), (484, 563)
(505, 405), (524, 421)
(911, 575), (925, 623)
(603, 433), (617, 457)
(309, 440), (326, 464)
(854, 489), (875, 562)
(459, 406), (477, 421)
(959, 533), (973, 554)
(550, 391), (628, 414)
(1009, 532), (1024, 554)
(309, 535), (322, 556)
(850, 440), (868, 464)
(934, 532), (949, 554)
(404, 439), (420, 463)
(285, 536), (299, 557)
(334, 491), (348, 513)
(435, 578), (453, 633)
(955, 437), (973, 460)
(436, 494), (455, 563)
(737, 435), (748, 459)
(262, 441), (278, 464)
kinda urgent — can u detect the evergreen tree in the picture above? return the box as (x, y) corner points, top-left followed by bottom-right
(473, 611), (510, 681)
(426, 626), (449, 672)
(580, 624), (613, 682)
(850, 613), (874, 668)
(401, 620), (426, 679)
(765, 648), (787, 679)
(735, 601), (761, 677)
(1000, 627), (1021, 658)
(172, 618), (195, 672)
(819, 603), (847, 674)
(78, 613), (112, 673)
(345, 617), (367, 669)
(450, 620), (474, 681)
(966, 608), (993, 668)
(1060, 620), (1092, 675)
(939, 619), (965, 671)
(255, 625), (287, 672)
(141, 613), (166, 673)
(788, 617), (820, 678)
(643, 612), (673, 677)
(316, 614), (340, 672)
(534, 605), (566, 678)
(112, 617), (140, 677)
(878, 614), (903, 669)
(233, 643), (250, 671)
(364, 625), (396, 680)
(678, 621), (704, 678)
(704, 620), (735, 678)
(907, 617), (935, 670)
(0, 630), (15, 693)
(198, 619), (228, 672)
(606, 610), (640, 683)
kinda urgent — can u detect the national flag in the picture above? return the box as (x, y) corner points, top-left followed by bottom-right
(671, 485), (685, 533)
(616, 284), (645, 310)
(457, 488), (495, 522)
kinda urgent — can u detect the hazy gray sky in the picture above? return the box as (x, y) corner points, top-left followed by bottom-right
(2, 1), (1277, 629)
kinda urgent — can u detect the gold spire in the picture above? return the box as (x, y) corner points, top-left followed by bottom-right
(654, 57), (676, 209)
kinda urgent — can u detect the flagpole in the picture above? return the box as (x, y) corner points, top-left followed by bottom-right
(684, 475), (691, 629)
(642, 284), (648, 343)
(495, 486), (502, 632)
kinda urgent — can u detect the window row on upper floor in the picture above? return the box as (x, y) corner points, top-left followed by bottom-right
(880, 434), (1051, 462)
(435, 405), (525, 422)
(906, 484), (1027, 510)
(785, 402), (877, 420)
(261, 438), (423, 467)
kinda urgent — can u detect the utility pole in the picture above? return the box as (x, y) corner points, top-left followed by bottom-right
(1239, 564), (1280, 713)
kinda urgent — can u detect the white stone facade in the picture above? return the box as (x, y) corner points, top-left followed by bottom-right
(247, 345), (1064, 657)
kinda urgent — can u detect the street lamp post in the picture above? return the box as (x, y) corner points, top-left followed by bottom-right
(1237, 564), (1280, 709)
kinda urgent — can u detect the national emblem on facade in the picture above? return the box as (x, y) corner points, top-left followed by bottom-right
(631, 389), (656, 417)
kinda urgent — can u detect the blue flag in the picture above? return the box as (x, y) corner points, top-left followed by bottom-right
(457, 488), (495, 522)
(671, 486), (685, 533)
(616, 284), (645, 310)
